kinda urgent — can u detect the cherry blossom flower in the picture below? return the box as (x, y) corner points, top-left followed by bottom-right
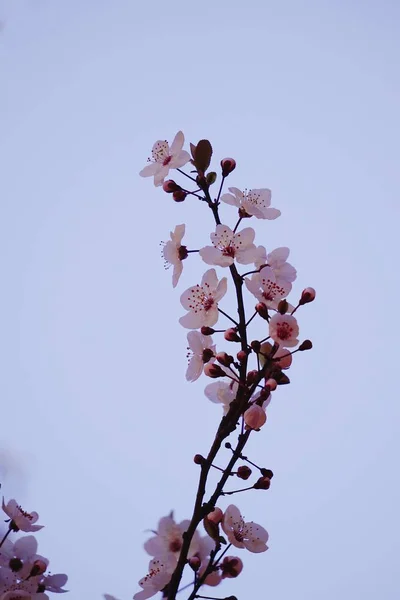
(0, 536), (43, 579)
(180, 269), (227, 329)
(222, 505), (269, 553)
(254, 246), (297, 284)
(144, 513), (200, 561)
(199, 225), (258, 268)
(244, 404), (266, 430)
(204, 380), (238, 414)
(139, 131), (190, 187)
(186, 331), (216, 382)
(162, 224), (187, 288)
(133, 556), (176, 600)
(1, 500), (43, 533)
(221, 187), (280, 220)
(269, 313), (299, 347)
(245, 268), (291, 311)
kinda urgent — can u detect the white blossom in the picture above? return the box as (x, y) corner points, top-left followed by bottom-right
(186, 331), (215, 382)
(133, 556), (175, 600)
(180, 269), (227, 329)
(1, 500), (43, 533)
(162, 224), (187, 288)
(222, 505), (269, 553)
(139, 131), (190, 187)
(221, 187), (280, 220)
(199, 225), (258, 267)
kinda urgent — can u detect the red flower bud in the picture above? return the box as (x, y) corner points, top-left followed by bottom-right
(250, 340), (261, 352)
(224, 328), (240, 342)
(201, 326), (215, 335)
(216, 352), (233, 367)
(265, 378), (277, 391)
(162, 180), (181, 193)
(194, 454), (205, 464)
(189, 556), (201, 571)
(221, 556), (243, 578)
(254, 476), (271, 490)
(299, 339), (313, 351)
(204, 363), (226, 378)
(173, 189), (187, 202)
(246, 370), (258, 384)
(236, 350), (247, 362)
(299, 287), (316, 305)
(255, 302), (269, 320)
(237, 465), (252, 480)
(220, 157), (236, 177)
(207, 506), (223, 524)
(244, 404), (266, 430)
(277, 299), (289, 314)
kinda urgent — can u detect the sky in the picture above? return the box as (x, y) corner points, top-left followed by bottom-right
(1, 1), (400, 599)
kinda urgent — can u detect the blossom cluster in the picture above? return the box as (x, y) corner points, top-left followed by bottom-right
(106, 131), (315, 600)
(0, 498), (67, 600)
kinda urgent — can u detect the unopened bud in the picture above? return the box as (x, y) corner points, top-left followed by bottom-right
(246, 370), (258, 384)
(204, 363), (226, 378)
(255, 302), (269, 320)
(299, 339), (313, 351)
(202, 348), (215, 363)
(250, 340), (261, 353)
(189, 556), (201, 571)
(207, 506), (223, 524)
(277, 299), (289, 314)
(206, 171), (217, 185)
(254, 476), (271, 490)
(30, 559), (47, 577)
(221, 556), (243, 579)
(244, 404), (266, 430)
(220, 158), (236, 177)
(216, 352), (233, 367)
(194, 454), (205, 465)
(299, 287), (316, 305)
(201, 326), (215, 335)
(196, 174), (207, 189)
(260, 468), (274, 478)
(236, 350), (247, 362)
(224, 328), (240, 342)
(173, 189), (187, 202)
(203, 515), (220, 541)
(237, 465), (252, 480)
(265, 378), (277, 391)
(162, 179), (181, 193)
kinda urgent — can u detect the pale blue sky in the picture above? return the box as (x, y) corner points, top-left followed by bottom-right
(1, 1), (400, 599)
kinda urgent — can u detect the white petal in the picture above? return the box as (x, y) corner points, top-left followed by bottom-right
(172, 224), (185, 245)
(214, 277), (228, 302)
(199, 246), (222, 265)
(170, 150), (191, 169)
(211, 224), (234, 247)
(227, 187), (243, 200)
(179, 311), (204, 329)
(180, 285), (199, 310)
(139, 163), (160, 177)
(220, 192), (240, 207)
(236, 245), (259, 265)
(169, 131), (185, 155)
(232, 227), (255, 248)
(186, 356), (203, 382)
(187, 331), (205, 355)
(268, 247), (290, 264)
(201, 268), (218, 290)
(154, 165), (169, 187)
(172, 261), (183, 287)
(263, 207), (281, 220)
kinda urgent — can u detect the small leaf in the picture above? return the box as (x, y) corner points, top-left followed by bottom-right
(192, 139), (213, 173)
(206, 171), (217, 185)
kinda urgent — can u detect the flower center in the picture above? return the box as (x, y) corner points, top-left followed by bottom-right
(203, 297), (215, 311)
(178, 245), (188, 260)
(169, 538), (182, 553)
(163, 155), (172, 166)
(17, 505), (33, 520)
(221, 245), (236, 258)
(276, 322), (293, 340)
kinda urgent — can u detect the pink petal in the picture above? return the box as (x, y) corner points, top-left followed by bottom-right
(169, 131), (185, 155)
(186, 356), (203, 382)
(263, 207), (281, 220)
(172, 261), (183, 288)
(199, 246), (222, 266)
(170, 150), (191, 169)
(220, 193), (240, 207)
(139, 163), (160, 177)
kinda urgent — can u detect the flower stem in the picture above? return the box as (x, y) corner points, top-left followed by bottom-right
(0, 528), (11, 548)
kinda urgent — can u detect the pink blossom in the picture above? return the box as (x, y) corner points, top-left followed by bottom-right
(134, 556), (176, 600)
(244, 404), (266, 430)
(162, 224), (187, 288)
(179, 269), (227, 329)
(221, 187), (280, 220)
(245, 268), (291, 310)
(222, 505), (269, 553)
(254, 246), (297, 285)
(199, 225), (258, 267)
(186, 331), (216, 382)
(1, 499), (43, 533)
(204, 380), (238, 414)
(139, 131), (190, 187)
(144, 513), (200, 561)
(269, 313), (299, 347)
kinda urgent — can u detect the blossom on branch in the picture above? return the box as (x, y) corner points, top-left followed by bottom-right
(144, 513), (201, 562)
(162, 224), (187, 288)
(254, 246), (297, 287)
(221, 187), (280, 220)
(133, 556), (176, 600)
(269, 313), (299, 347)
(1, 499), (43, 533)
(179, 269), (227, 329)
(139, 131), (190, 187)
(222, 505), (269, 553)
(199, 225), (258, 267)
(245, 268), (291, 311)
(186, 331), (216, 382)
(204, 380), (238, 414)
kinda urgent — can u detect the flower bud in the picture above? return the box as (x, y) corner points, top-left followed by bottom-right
(30, 559), (47, 577)
(173, 189), (187, 202)
(274, 347), (292, 369)
(236, 350), (247, 362)
(216, 352), (233, 367)
(194, 454), (205, 465)
(202, 348), (215, 363)
(224, 328), (240, 342)
(202, 570), (222, 587)
(254, 476), (271, 490)
(237, 465), (252, 480)
(246, 370), (258, 385)
(260, 468), (274, 478)
(220, 158), (236, 177)
(299, 339), (313, 351)
(207, 506), (223, 524)
(221, 556), (243, 579)
(299, 287), (316, 305)
(204, 363), (226, 378)
(250, 340), (261, 353)
(189, 556), (201, 571)
(206, 171), (217, 185)
(244, 404), (266, 430)
(277, 299), (289, 314)
(265, 378), (277, 391)
(201, 326), (215, 335)
(255, 302), (269, 320)
(162, 179), (181, 193)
